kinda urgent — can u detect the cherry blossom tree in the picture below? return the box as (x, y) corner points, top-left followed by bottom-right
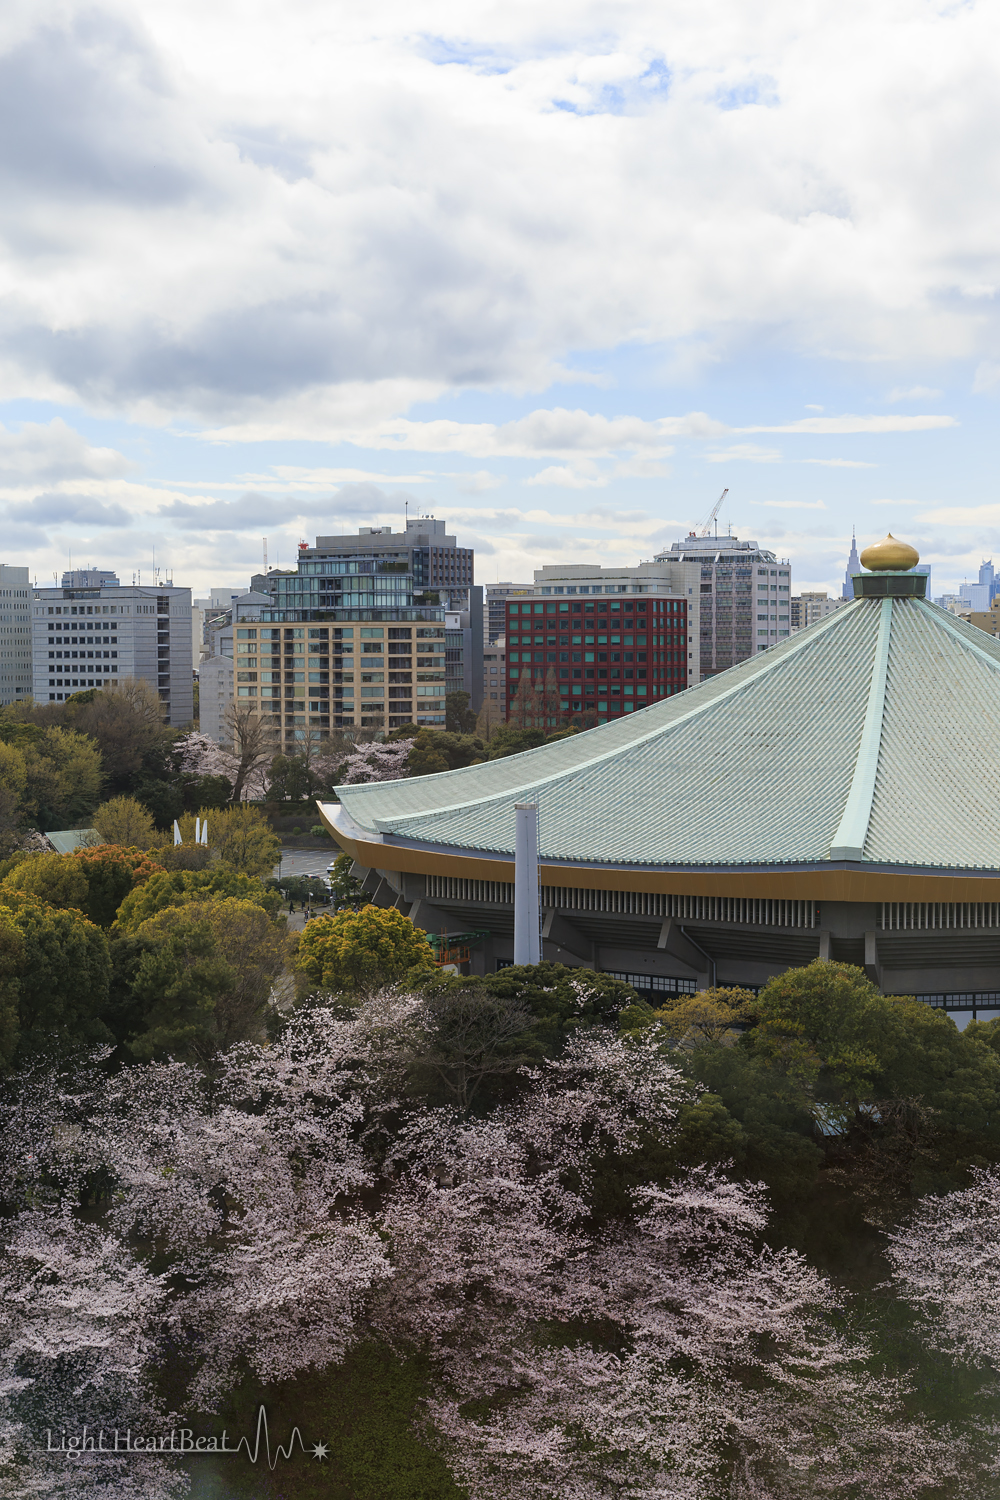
(887, 1165), (1000, 1366)
(0, 1208), (186, 1499)
(371, 1031), (975, 1499)
(172, 729), (270, 802)
(0, 1010), (989, 1498)
(335, 738), (413, 784)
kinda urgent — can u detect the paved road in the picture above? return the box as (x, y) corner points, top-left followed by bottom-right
(273, 848), (337, 881)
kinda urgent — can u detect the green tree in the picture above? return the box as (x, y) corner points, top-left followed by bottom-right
(267, 753), (314, 802)
(328, 852), (367, 911)
(64, 678), (172, 794)
(90, 795), (159, 850)
(405, 733), (449, 777)
(210, 804), (280, 878)
(1, 852), (89, 913)
(116, 866), (281, 931)
(127, 897), (286, 1061)
(179, 773), (232, 813)
(70, 846), (164, 927)
(403, 985), (541, 1112)
(22, 728), (103, 828)
(0, 909), (23, 1068)
(0, 892), (112, 1059)
(486, 725), (547, 759)
(445, 691), (477, 734)
(126, 905), (236, 1061)
(649, 985), (757, 1046)
(132, 776), (185, 829)
(0, 741), (27, 808)
(295, 905), (435, 995)
(477, 961), (641, 1052)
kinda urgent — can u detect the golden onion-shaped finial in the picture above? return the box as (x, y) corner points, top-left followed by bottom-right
(859, 534), (920, 572)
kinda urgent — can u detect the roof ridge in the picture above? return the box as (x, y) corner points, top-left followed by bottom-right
(917, 598), (1000, 669)
(829, 596), (892, 861)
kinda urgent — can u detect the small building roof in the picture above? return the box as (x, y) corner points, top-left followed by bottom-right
(45, 830), (96, 854)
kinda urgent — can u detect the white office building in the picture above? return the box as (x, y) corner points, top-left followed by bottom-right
(32, 571), (194, 725)
(0, 565), (32, 706)
(655, 533), (791, 681)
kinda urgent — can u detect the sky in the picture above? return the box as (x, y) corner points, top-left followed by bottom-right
(2, 0), (1000, 599)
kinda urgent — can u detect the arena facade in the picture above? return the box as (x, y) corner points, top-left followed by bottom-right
(319, 539), (1000, 1020)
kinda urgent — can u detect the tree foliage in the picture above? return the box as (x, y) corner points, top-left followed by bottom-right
(328, 851), (367, 910)
(295, 904), (436, 994)
(127, 897), (286, 1061)
(64, 677), (171, 794)
(444, 690), (477, 734)
(90, 793), (160, 850)
(0, 892), (111, 1063)
(21, 727), (103, 829)
(0, 1010), (982, 1497)
(207, 802), (280, 877)
(1, 850), (90, 913)
(115, 866), (281, 931)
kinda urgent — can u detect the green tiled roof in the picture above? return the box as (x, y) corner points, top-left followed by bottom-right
(329, 598), (1000, 871)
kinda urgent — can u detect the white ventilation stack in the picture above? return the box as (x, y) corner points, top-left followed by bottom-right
(513, 802), (541, 966)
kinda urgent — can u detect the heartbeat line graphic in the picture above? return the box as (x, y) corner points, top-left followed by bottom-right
(234, 1406), (308, 1469)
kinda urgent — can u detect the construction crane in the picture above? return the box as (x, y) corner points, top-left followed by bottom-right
(698, 489), (729, 537)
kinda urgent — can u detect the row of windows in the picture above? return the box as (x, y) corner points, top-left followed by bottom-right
(511, 600), (684, 615)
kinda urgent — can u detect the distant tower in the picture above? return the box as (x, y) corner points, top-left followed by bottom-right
(842, 529), (861, 599)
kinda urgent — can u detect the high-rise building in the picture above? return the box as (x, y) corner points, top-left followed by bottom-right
(505, 558), (698, 727)
(485, 583), (532, 644)
(249, 520), (473, 746)
(960, 580), (991, 612)
(655, 533), (790, 680)
(790, 592), (845, 631)
(200, 591), (270, 743)
(842, 531), (861, 599)
(482, 640), (507, 721)
(0, 565), (32, 706)
(445, 592), (485, 716)
(32, 572), (193, 724)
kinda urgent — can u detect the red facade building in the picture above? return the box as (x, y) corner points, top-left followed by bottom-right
(505, 593), (689, 724)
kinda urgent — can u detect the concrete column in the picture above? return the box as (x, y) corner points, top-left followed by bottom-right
(514, 802), (541, 966)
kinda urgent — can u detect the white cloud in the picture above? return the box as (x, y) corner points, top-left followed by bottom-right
(802, 458), (877, 468)
(524, 461), (608, 489)
(0, 419), (134, 489)
(755, 499), (828, 510)
(0, 3), (995, 427)
(917, 504), (1000, 525)
(739, 414), (956, 434)
(973, 363), (1000, 394)
(887, 386), (943, 402)
(805, 404), (824, 412)
(706, 444), (782, 464)
(442, 470), (503, 493)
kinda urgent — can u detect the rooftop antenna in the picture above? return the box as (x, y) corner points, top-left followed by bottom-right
(262, 537), (268, 572)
